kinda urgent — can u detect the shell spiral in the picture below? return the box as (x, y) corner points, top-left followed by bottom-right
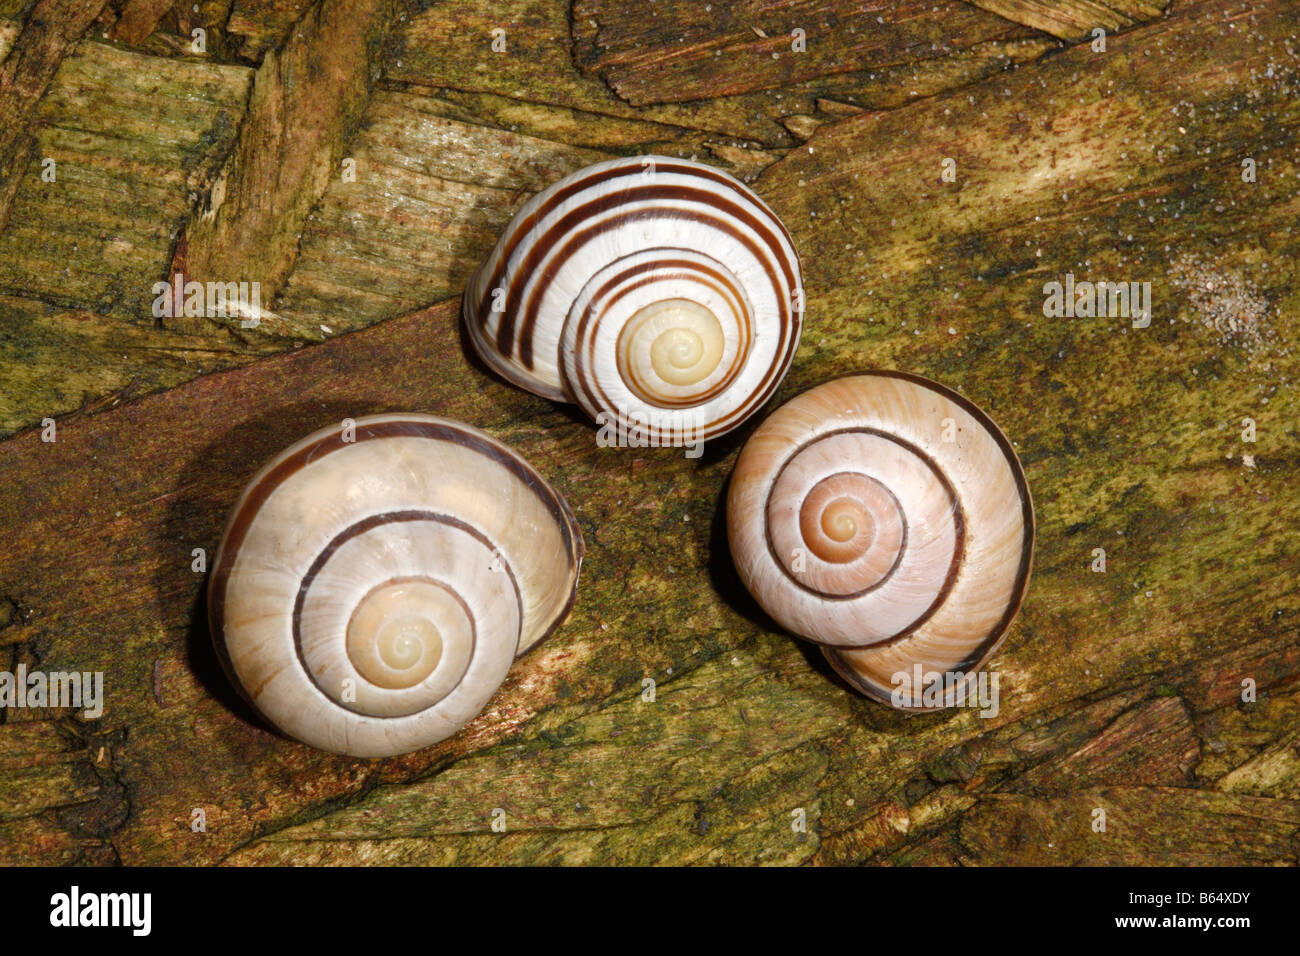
(726, 373), (1033, 709)
(464, 155), (803, 444)
(207, 414), (583, 757)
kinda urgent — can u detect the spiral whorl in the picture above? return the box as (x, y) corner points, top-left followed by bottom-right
(463, 155), (803, 443)
(208, 414), (583, 757)
(727, 373), (1033, 709)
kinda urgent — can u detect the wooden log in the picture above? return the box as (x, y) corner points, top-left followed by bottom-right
(0, 0), (1297, 865)
(274, 89), (612, 337)
(571, 0), (1037, 105)
(0, 0), (1060, 437)
(226, 0), (316, 62)
(0, 292), (283, 437)
(964, 0), (1170, 43)
(108, 0), (177, 47)
(389, 0), (1057, 148)
(0, 37), (251, 316)
(0, 0), (112, 229)
(180, 0), (399, 315)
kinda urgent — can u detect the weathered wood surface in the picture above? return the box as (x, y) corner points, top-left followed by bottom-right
(1, 0), (1298, 865)
(0, 0), (111, 231)
(180, 0), (398, 318)
(570, 0), (1038, 105)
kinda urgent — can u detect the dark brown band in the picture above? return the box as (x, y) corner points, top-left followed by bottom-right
(812, 371), (1035, 700)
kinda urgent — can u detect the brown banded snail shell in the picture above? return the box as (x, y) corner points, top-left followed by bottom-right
(208, 414), (583, 757)
(463, 155), (804, 445)
(726, 372), (1033, 709)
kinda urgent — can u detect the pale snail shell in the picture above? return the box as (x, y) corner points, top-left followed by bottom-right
(208, 414), (583, 757)
(464, 155), (804, 444)
(727, 373), (1034, 709)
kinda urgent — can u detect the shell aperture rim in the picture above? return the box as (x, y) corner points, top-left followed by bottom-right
(806, 371), (1035, 702)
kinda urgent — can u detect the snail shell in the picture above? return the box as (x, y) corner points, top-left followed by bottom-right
(464, 155), (803, 443)
(726, 373), (1033, 709)
(207, 414), (583, 757)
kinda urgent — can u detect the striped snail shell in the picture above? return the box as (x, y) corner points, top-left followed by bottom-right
(208, 414), (583, 757)
(726, 373), (1033, 709)
(464, 155), (804, 444)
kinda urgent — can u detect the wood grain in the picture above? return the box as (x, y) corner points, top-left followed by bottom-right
(0, 40), (251, 312)
(965, 0), (1170, 42)
(109, 0), (177, 46)
(181, 0), (398, 314)
(0, 0), (111, 229)
(571, 0), (1035, 106)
